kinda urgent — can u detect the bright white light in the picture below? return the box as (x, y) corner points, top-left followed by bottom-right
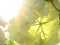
(58, 43), (60, 45)
(4, 32), (9, 40)
(58, 0), (60, 2)
(0, 0), (24, 39)
(0, 0), (24, 23)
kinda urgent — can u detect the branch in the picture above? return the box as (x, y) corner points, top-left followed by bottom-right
(45, 0), (60, 12)
(51, 2), (60, 12)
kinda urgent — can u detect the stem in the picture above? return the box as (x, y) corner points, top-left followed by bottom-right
(36, 25), (41, 34)
(41, 26), (46, 38)
(51, 2), (60, 12)
(59, 13), (60, 19)
(45, 0), (60, 12)
(59, 13), (60, 25)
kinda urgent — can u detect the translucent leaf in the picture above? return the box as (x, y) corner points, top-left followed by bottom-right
(32, 5), (49, 17)
(40, 4), (49, 16)
(24, 8), (40, 25)
(6, 0), (60, 45)
(25, 0), (45, 11)
(45, 18), (60, 45)
(7, 17), (35, 45)
(43, 2), (59, 22)
(31, 17), (59, 45)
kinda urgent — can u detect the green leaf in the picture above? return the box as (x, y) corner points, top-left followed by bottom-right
(6, 40), (17, 45)
(43, 2), (59, 22)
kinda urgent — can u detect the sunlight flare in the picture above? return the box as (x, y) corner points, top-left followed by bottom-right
(4, 32), (9, 40)
(0, 0), (24, 23)
(0, 0), (24, 39)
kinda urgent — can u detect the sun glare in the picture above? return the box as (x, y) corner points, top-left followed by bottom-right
(4, 32), (9, 40)
(0, 0), (24, 23)
(0, 0), (24, 39)
(58, 0), (60, 2)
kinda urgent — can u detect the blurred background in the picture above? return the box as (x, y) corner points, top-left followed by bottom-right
(0, 0), (60, 45)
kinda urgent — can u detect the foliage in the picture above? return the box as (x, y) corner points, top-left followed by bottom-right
(0, 0), (60, 45)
